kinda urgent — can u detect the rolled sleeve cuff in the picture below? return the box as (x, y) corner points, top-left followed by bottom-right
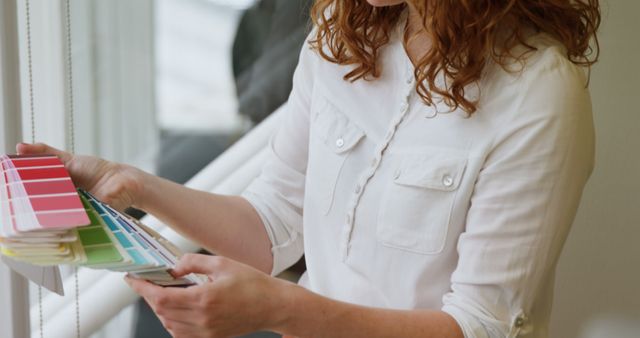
(441, 291), (516, 338)
(442, 290), (535, 337)
(442, 304), (491, 338)
(241, 188), (304, 276)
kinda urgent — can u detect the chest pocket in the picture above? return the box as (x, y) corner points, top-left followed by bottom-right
(377, 152), (467, 254)
(308, 99), (365, 214)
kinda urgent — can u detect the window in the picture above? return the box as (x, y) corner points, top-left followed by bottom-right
(2, 0), (261, 337)
(0, 0), (33, 336)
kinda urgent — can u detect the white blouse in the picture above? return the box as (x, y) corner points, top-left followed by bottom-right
(242, 19), (594, 338)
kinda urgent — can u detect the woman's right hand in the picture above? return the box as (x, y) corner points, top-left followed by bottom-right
(16, 142), (146, 211)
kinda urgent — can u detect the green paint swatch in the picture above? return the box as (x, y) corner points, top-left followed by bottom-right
(75, 194), (124, 266)
(78, 227), (111, 246)
(82, 245), (122, 265)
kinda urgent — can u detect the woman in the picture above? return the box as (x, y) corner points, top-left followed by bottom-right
(19, 0), (600, 337)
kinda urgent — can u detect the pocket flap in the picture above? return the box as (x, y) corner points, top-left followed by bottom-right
(313, 100), (365, 154)
(394, 154), (467, 191)
(328, 126), (365, 154)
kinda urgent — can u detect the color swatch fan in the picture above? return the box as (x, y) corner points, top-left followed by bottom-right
(0, 154), (205, 287)
(0, 154), (89, 264)
(77, 190), (205, 286)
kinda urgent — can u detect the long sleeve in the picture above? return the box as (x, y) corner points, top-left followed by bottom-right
(241, 42), (316, 276)
(441, 50), (595, 337)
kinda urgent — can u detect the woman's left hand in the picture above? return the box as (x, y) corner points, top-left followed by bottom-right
(125, 253), (290, 338)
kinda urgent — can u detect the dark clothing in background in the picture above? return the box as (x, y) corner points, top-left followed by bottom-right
(155, 0), (312, 184)
(233, 0), (312, 124)
(135, 1), (312, 337)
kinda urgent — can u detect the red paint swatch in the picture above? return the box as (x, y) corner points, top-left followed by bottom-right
(10, 157), (63, 168)
(29, 194), (84, 212)
(2, 155), (90, 230)
(16, 167), (68, 181)
(22, 179), (75, 195)
(35, 210), (91, 229)
(8, 154), (57, 159)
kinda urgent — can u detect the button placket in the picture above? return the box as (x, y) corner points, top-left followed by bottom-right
(384, 131), (394, 141)
(400, 102), (409, 113)
(371, 157), (379, 168)
(339, 91), (413, 260)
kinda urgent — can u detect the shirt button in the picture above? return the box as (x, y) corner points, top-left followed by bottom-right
(442, 174), (454, 187)
(406, 76), (413, 84)
(355, 185), (362, 194)
(336, 138), (345, 148)
(393, 170), (401, 179)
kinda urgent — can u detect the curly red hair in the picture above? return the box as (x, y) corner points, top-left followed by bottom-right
(309, 0), (601, 114)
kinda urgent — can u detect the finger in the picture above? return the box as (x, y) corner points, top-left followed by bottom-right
(154, 313), (199, 338)
(162, 320), (209, 338)
(155, 307), (216, 338)
(172, 253), (225, 278)
(16, 142), (73, 163)
(125, 276), (192, 304)
(156, 308), (197, 325)
(125, 276), (195, 309)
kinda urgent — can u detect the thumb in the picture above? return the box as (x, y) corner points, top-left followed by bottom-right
(16, 142), (73, 164)
(172, 253), (226, 278)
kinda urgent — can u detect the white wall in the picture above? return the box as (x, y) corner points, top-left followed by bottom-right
(550, 1), (640, 337)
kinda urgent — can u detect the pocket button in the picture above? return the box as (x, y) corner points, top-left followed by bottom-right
(335, 138), (345, 148)
(442, 174), (454, 187)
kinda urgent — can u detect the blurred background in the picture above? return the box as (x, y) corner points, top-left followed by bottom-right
(14, 0), (309, 336)
(0, 0), (637, 337)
